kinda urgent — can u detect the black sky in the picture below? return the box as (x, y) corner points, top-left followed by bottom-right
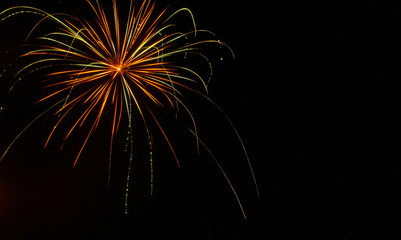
(1, 0), (401, 239)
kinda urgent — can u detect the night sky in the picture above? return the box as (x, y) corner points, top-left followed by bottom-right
(1, 0), (401, 239)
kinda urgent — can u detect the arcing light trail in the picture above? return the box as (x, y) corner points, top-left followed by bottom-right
(0, 0), (259, 218)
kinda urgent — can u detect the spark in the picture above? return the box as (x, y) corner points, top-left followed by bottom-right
(0, 0), (258, 218)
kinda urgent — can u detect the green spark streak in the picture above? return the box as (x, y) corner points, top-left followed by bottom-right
(147, 130), (154, 196)
(124, 101), (134, 215)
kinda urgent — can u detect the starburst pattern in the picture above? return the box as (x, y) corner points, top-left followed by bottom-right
(0, 0), (258, 218)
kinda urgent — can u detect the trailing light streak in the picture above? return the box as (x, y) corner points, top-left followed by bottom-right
(0, 0), (259, 218)
(125, 102), (134, 215)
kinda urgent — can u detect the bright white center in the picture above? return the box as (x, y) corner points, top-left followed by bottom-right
(115, 64), (123, 72)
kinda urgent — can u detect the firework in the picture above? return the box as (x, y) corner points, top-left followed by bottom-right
(0, 0), (258, 218)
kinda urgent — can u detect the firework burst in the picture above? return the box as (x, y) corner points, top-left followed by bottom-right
(0, 0), (258, 218)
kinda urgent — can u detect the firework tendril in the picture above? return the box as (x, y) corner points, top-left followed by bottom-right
(0, 0), (259, 218)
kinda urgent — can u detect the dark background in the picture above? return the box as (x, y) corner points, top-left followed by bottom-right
(1, 0), (401, 239)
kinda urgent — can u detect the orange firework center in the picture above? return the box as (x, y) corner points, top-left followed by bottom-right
(114, 64), (125, 73)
